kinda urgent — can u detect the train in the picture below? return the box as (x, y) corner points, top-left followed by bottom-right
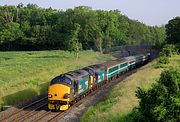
(48, 53), (151, 111)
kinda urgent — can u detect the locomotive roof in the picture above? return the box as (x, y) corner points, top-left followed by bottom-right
(83, 64), (106, 73)
(115, 58), (127, 62)
(134, 54), (144, 59)
(66, 69), (89, 80)
(124, 56), (136, 61)
(103, 58), (127, 67)
(89, 64), (106, 70)
(50, 70), (89, 85)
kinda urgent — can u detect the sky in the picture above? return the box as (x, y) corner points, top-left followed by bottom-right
(0, 0), (180, 26)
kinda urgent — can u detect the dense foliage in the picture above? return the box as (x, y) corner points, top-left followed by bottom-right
(160, 44), (179, 57)
(0, 4), (165, 51)
(165, 16), (180, 44)
(135, 68), (180, 121)
(155, 44), (178, 68)
(155, 56), (170, 68)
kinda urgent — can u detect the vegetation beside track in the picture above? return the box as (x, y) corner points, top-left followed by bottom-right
(0, 50), (115, 109)
(81, 55), (180, 122)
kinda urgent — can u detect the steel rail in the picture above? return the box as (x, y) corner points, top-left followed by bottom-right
(14, 103), (48, 122)
(0, 96), (47, 122)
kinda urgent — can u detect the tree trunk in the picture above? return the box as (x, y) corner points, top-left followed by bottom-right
(76, 52), (79, 60)
(99, 45), (103, 54)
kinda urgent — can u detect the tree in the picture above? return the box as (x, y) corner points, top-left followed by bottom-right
(0, 4), (166, 51)
(165, 17), (180, 44)
(136, 68), (180, 121)
(95, 28), (103, 53)
(0, 22), (23, 44)
(66, 23), (82, 59)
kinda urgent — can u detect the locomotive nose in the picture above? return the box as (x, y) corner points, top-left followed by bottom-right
(63, 93), (70, 99)
(48, 84), (70, 101)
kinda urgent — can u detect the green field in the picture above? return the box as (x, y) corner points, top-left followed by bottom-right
(0, 50), (115, 108)
(81, 55), (180, 122)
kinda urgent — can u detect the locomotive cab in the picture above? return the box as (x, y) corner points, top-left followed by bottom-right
(48, 70), (91, 111)
(83, 67), (96, 88)
(48, 75), (72, 111)
(83, 64), (106, 86)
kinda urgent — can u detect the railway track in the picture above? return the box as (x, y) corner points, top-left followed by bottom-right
(0, 93), (83, 122)
(0, 96), (47, 122)
(48, 112), (65, 122)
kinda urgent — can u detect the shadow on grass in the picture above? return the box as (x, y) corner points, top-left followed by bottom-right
(1, 88), (38, 106)
(33, 55), (71, 59)
(1, 82), (50, 111)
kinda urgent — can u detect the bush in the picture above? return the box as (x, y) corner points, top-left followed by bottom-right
(121, 108), (147, 122)
(160, 44), (178, 57)
(158, 56), (170, 64)
(176, 43), (180, 53)
(155, 56), (169, 68)
(135, 68), (180, 121)
(156, 44), (178, 68)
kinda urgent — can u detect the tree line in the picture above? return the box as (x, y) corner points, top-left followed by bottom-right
(0, 4), (166, 51)
(165, 16), (180, 44)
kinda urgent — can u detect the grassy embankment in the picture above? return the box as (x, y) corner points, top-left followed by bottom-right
(81, 55), (180, 122)
(0, 50), (115, 109)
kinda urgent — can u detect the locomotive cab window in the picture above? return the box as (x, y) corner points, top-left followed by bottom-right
(89, 69), (94, 76)
(50, 76), (72, 85)
(63, 77), (72, 85)
(50, 76), (62, 85)
(74, 80), (78, 94)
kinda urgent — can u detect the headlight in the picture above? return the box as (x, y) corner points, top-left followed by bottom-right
(63, 93), (70, 99)
(48, 94), (52, 98)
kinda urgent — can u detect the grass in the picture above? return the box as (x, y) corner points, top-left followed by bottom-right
(0, 50), (115, 109)
(81, 55), (180, 122)
(166, 55), (180, 67)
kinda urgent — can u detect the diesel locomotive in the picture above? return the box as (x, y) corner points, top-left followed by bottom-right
(48, 53), (151, 111)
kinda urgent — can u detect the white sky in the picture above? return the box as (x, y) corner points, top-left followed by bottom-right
(0, 0), (180, 26)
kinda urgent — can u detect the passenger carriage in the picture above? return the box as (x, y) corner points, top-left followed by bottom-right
(124, 56), (136, 70)
(102, 59), (129, 80)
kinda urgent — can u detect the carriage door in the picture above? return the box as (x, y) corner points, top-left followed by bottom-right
(74, 80), (78, 96)
(89, 69), (94, 89)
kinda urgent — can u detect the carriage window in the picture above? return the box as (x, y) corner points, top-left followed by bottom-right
(109, 66), (118, 73)
(120, 62), (128, 68)
(130, 61), (135, 64)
